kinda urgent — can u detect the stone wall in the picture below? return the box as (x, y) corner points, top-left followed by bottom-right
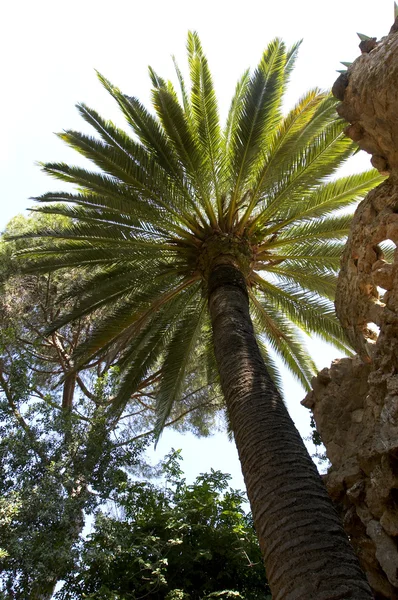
(302, 16), (398, 599)
(302, 357), (398, 599)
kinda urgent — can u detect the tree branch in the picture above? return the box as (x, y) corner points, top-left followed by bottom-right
(0, 369), (49, 464)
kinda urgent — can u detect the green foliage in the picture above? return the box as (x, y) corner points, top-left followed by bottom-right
(56, 452), (271, 600)
(1, 216), (223, 435)
(0, 221), (223, 598)
(10, 33), (384, 439)
(310, 415), (323, 447)
(0, 381), (148, 599)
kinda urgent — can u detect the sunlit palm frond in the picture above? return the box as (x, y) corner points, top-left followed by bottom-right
(250, 291), (315, 390)
(97, 73), (182, 181)
(187, 31), (222, 214)
(254, 275), (352, 353)
(227, 39), (288, 223)
(172, 56), (192, 121)
(223, 69), (250, 161)
(250, 126), (354, 234)
(284, 40), (302, 80)
(264, 214), (353, 248)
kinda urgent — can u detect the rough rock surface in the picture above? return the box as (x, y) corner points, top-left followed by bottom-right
(336, 179), (398, 360)
(302, 358), (398, 599)
(302, 19), (398, 600)
(334, 20), (398, 176)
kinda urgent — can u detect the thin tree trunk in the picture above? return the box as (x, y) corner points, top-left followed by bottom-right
(62, 372), (77, 411)
(208, 264), (373, 600)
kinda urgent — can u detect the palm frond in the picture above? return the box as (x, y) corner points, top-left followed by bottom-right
(75, 278), (201, 369)
(227, 39), (288, 225)
(243, 90), (323, 211)
(96, 72), (182, 180)
(109, 286), (202, 415)
(187, 31), (222, 217)
(29, 199), (184, 241)
(172, 55), (193, 121)
(255, 337), (284, 394)
(250, 291), (316, 390)
(223, 69), (250, 160)
(284, 40), (302, 80)
(150, 76), (218, 227)
(280, 170), (384, 225)
(253, 274), (352, 353)
(154, 297), (207, 438)
(262, 215), (353, 251)
(263, 265), (337, 300)
(32, 191), (172, 234)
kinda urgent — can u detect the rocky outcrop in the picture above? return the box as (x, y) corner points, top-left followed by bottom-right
(302, 358), (398, 599)
(301, 16), (398, 599)
(333, 17), (398, 177)
(335, 179), (398, 361)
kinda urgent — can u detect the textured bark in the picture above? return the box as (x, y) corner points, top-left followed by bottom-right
(208, 264), (373, 600)
(62, 371), (77, 410)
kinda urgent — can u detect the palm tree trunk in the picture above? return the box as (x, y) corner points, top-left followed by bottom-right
(208, 263), (373, 600)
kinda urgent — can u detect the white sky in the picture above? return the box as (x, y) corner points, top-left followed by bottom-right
(1, 0), (394, 489)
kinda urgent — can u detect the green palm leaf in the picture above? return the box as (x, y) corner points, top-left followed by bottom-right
(154, 297), (207, 436)
(96, 73), (182, 180)
(111, 283), (202, 413)
(172, 56), (193, 121)
(223, 69), (250, 161)
(187, 31), (222, 215)
(242, 90), (325, 214)
(254, 274), (352, 353)
(227, 39), (288, 225)
(250, 291), (315, 390)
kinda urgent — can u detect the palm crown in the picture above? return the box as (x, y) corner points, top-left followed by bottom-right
(18, 33), (381, 430)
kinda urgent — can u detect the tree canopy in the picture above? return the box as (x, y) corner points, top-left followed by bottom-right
(57, 452), (271, 600)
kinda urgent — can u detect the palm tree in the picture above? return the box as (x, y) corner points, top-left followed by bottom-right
(15, 34), (381, 599)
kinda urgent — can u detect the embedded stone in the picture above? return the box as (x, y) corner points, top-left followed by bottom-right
(351, 409), (364, 423)
(372, 263), (394, 290)
(380, 508), (398, 537)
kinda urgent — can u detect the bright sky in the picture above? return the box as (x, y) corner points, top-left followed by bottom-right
(1, 0), (394, 489)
